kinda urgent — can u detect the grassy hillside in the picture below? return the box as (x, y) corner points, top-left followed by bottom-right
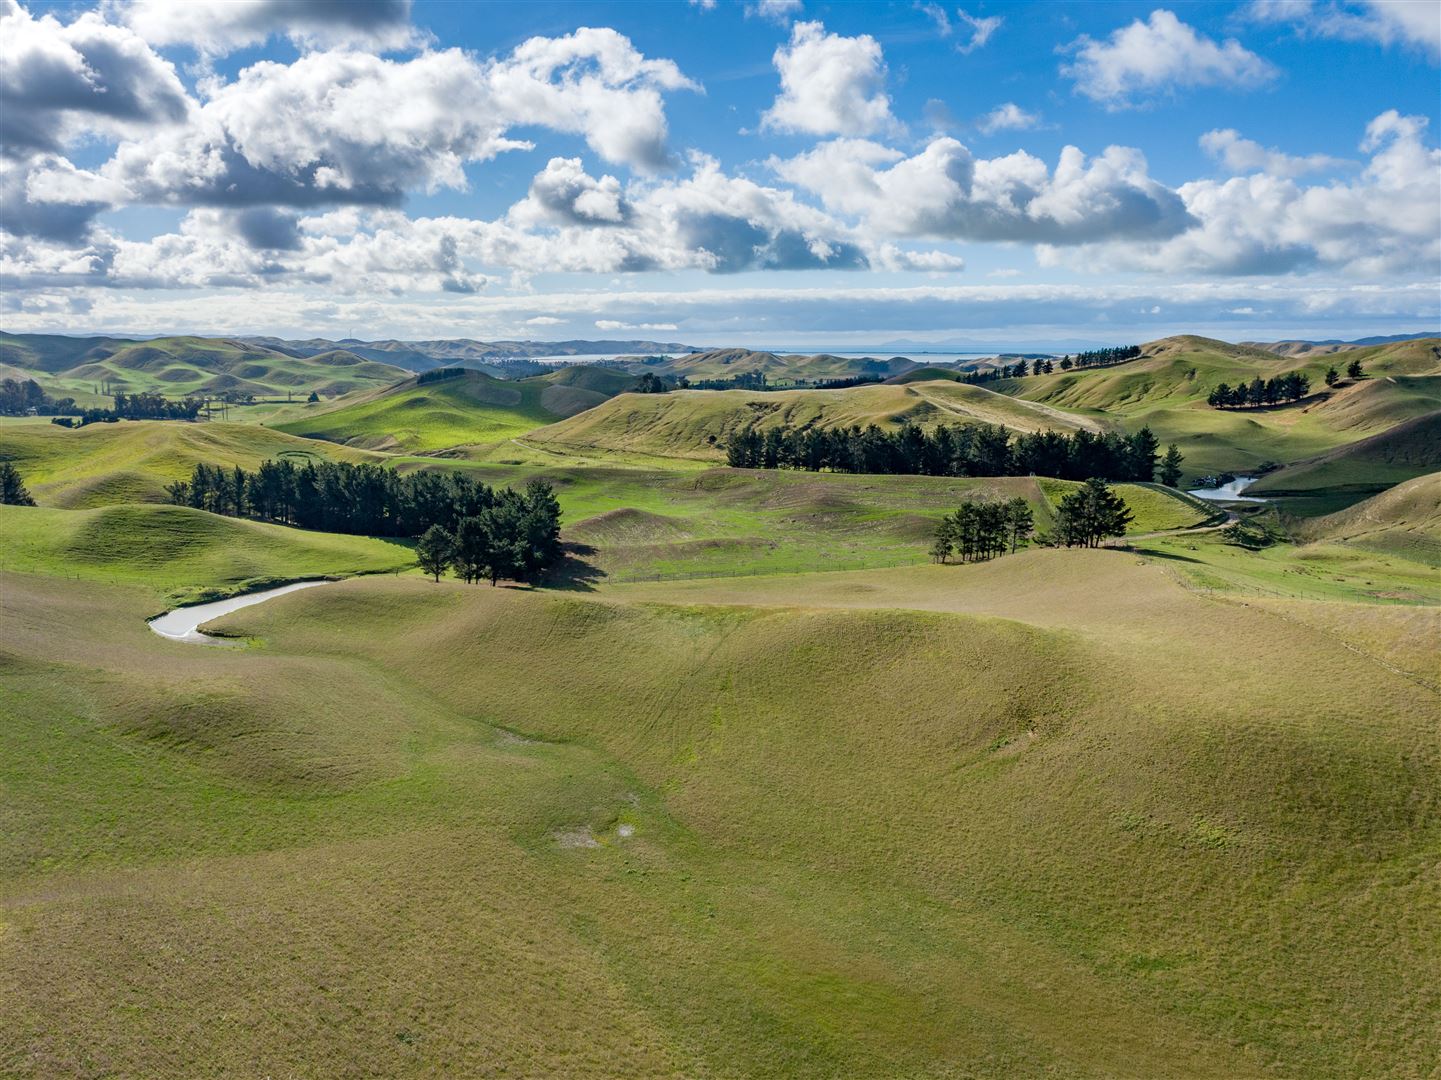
(1289, 470), (1441, 566)
(0, 333), (410, 400)
(525, 381), (1098, 463)
(4, 551), (1437, 1076)
(1248, 410), (1441, 499)
(997, 335), (1441, 478)
(625, 348), (917, 384)
(274, 366), (640, 453)
(0, 503), (412, 602)
(0, 418), (377, 508)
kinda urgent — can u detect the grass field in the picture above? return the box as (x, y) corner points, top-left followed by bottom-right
(273, 366), (639, 452)
(400, 462), (1209, 581)
(5, 334), (1439, 1077)
(0, 503), (414, 603)
(0, 418), (378, 508)
(3, 545), (1437, 1077)
(0, 333), (411, 402)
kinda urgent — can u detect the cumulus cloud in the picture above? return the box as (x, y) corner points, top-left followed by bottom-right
(761, 22), (896, 137)
(1200, 128), (1346, 177)
(1246, 0), (1441, 60)
(1062, 9), (1278, 107)
(595, 319), (678, 330)
(773, 136), (1194, 244)
(977, 103), (1041, 134)
(95, 27), (696, 214)
(120, 0), (419, 56)
(512, 157), (631, 226)
(1055, 111), (1441, 276)
(0, 0), (190, 158)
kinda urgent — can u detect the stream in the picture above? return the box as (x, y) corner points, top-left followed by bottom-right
(148, 580), (333, 644)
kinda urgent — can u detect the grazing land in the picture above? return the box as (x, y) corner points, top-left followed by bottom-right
(2, 332), (1439, 1078)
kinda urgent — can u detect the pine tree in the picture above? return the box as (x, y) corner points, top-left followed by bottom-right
(1159, 444), (1184, 488)
(0, 462), (37, 506)
(1346, 358), (1364, 380)
(416, 525), (453, 583)
(1324, 366), (1339, 387)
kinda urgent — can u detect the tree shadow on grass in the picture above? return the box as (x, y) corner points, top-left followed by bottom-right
(546, 542), (608, 592)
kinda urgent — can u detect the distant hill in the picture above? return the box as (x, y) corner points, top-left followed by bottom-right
(273, 364), (643, 452)
(1246, 332), (1440, 358)
(524, 380), (1098, 462)
(0, 333), (410, 400)
(241, 335), (699, 372)
(619, 349), (918, 384)
(992, 334), (1441, 477)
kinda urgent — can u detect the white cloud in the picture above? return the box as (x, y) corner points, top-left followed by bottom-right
(595, 319), (678, 331)
(1200, 128), (1346, 177)
(98, 27), (698, 213)
(1246, 0), (1441, 60)
(955, 8), (1003, 53)
(1056, 111), (1441, 276)
(977, 103), (1040, 134)
(526, 315), (563, 325)
(773, 136), (1194, 244)
(761, 22), (897, 137)
(1, 0), (190, 158)
(119, 0), (419, 56)
(747, 0), (804, 24)
(1062, 9), (1278, 107)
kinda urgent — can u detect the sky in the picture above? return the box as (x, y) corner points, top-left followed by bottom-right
(2, 0), (1438, 348)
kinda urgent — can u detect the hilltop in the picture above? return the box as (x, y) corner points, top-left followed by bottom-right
(993, 334), (1441, 479)
(0, 418), (378, 508)
(0, 333), (410, 401)
(524, 379), (1097, 462)
(1245, 332), (1440, 358)
(1290, 470), (1441, 566)
(273, 365), (643, 452)
(620, 348), (918, 384)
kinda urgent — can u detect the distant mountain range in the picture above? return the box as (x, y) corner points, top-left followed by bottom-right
(1244, 332), (1439, 358)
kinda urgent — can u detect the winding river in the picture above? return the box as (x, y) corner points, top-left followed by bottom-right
(148, 580), (333, 644)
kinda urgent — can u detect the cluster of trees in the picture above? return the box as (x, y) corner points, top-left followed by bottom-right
(1053, 478), (1136, 547)
(54, 392), (206, 426)
(634, 373), (670, 393)
(685, 372), (884, 392)
(931, 498), (1034, 563)
(0, 378), (78, 416)
(165, 457), (562, 582)
(0, 462), (36, 505)
(417, 367), (467, 384)
(1324, 358), (1366, 387)
(1207, 371), (1311, 409)
(725, 422), (1183, 485)
(413, 483), (563, 586)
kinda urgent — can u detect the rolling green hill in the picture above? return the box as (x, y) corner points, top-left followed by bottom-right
(0, 333), (411, 401)
(4, 547), (1437, 1076)
(0, 503), (412, 601)
(1290, 471), (1441, 566)
(1249, 410), (1441, 499)
(274, 366), (643, 452)
(624, 348), (918, 384)
(524, 380), (1099, 463)
(0, 418), (377, 508)
(996, 335), (1441, 478)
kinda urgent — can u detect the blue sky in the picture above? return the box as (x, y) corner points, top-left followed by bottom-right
(3, 0), (1438, 346)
